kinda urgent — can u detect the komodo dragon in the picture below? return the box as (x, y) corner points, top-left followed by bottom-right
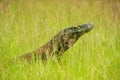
(19, 23), (94, 62)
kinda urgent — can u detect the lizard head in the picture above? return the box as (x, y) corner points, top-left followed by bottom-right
(73, 23), (93, 34)
(66, 23), (94, 39)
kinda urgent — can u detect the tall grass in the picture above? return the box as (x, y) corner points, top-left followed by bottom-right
(0, 0), (120, 80)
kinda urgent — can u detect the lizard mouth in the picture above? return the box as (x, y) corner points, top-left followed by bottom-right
(71, 23), (94, 34)
(78, 23), (94, 32)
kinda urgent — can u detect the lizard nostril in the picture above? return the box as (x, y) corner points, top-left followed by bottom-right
(88, 23), (94, 29)
(89, 23), (94, 27)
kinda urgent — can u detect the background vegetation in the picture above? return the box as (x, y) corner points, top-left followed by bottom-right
(0, 0), (120, 80)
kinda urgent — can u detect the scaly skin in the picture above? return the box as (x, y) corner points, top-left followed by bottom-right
(19, 23), (94, 62)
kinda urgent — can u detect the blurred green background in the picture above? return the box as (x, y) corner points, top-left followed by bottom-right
(0, 0), (120, 80)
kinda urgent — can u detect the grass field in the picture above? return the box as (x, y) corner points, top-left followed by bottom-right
(0, 0), (120, 80)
